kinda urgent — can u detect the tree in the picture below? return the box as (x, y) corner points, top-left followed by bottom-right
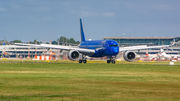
(32, 39), (42, 44)
(56, 36), (80, 45)
(76, 41), (80, 44)
(59, 36), (68, 43)
(52, 41), (58, 45)
(34, 39), (37, 44)
(11, 40), (22, 43)
(30, 41), (35, 44)
(68, 38), (76, 44)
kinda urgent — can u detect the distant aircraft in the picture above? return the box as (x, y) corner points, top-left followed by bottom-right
(159, 49), (180, 60)
(143, 49), (158, 61)
(15, 19), (174, 64)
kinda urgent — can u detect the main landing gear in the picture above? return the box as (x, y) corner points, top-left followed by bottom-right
(107, 56), (116, 64)
(79, 55), (87, 63)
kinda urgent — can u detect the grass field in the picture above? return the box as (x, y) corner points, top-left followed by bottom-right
(0, 61), (180, 101)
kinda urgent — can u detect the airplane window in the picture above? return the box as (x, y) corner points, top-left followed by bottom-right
(110, 45), (118, 47)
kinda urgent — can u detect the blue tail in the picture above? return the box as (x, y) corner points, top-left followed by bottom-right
(80, 19), (85, 42)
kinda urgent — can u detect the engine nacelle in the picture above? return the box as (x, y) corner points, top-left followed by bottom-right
(123, 51), (136, 62)
(68, 50), (80, 61)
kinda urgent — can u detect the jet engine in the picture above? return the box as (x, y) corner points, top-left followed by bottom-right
(67, 50), (80, 61)
(123, 51), (136, 62)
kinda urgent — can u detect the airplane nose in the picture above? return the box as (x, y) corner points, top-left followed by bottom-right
(114, 49), (118, 53)
(112, 48), (119, 55)
(105, 47), (119, 56)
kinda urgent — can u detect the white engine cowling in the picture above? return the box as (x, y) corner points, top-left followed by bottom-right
(123, 51), (136, 62)
(68, 50), (80, 61)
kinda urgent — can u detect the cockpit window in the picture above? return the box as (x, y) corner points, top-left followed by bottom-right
(110, 45), (118, 47)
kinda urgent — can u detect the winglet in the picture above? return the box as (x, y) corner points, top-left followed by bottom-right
(80, 19), (85, 42)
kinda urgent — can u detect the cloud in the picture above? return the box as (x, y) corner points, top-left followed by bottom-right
(103, 13), (115, 17)
(0, 7), (7, 12)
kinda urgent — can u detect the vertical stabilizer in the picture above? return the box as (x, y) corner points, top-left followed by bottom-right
(80, 19), (85, 42)
(145, 49), (149, 56)
(160, 49), (166, 55)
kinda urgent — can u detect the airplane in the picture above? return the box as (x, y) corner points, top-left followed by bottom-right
(15, 19), (174, 64)
(159, 48), (180, 60)
(142, 49), (159, 61)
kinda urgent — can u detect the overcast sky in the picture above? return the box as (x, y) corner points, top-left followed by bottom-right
(0, 0), (180, 42)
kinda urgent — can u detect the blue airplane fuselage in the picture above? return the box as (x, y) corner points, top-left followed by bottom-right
(79, 40), (119, 57)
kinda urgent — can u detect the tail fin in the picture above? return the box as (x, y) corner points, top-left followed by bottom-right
(160, 49), (166, 55)
(145, 49), (149, 56)
(80, 19), (85, 42)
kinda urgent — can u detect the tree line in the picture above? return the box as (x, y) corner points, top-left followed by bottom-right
(3, 36), (80, 45)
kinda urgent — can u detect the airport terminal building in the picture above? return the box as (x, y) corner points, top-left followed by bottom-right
(103, 37), (180, 47)
(103, 37), (180, 55)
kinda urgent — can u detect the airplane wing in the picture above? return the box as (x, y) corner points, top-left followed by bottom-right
(14, 43), (95, 55)
(119, 45), (171, 52)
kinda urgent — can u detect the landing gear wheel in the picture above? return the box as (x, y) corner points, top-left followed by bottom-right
(79, 60), (82, 63)
(107, 60), (110, 64)
(107, 56), (116, 64)
(83, 60), (87, 63)
(111, 60), (115, 64)
(79, 55), (87, 63)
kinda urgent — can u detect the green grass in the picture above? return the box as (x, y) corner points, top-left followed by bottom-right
(0, 62), (180, 101)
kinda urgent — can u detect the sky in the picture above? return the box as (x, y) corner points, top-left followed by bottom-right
(0, 0), (180, 42)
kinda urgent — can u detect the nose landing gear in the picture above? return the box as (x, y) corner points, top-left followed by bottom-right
(107, 56), (116, 64)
